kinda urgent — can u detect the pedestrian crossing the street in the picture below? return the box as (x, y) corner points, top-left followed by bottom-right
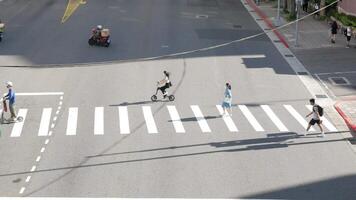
(0, 104), (338, 138)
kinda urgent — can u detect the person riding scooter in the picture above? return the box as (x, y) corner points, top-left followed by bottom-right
(0, 20), (5, 42)
(89, 25), (111, 47)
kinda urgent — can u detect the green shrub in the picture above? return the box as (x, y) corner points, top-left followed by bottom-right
(332, 12), (356, 27)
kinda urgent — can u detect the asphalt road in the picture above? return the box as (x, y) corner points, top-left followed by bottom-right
(1, 0), (356, 199)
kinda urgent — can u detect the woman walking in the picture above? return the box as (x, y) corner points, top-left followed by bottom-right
(222, 83), (232, 116)
(331, 21), (338, 43)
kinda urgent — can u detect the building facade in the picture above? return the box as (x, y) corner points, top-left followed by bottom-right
(338, 0), (356, 16)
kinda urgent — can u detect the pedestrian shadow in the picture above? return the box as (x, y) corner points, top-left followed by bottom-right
(168, 115), (221, 122)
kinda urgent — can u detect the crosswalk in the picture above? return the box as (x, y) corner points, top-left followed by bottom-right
(1, 104), (338, 137)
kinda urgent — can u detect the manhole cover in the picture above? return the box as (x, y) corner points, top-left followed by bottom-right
(196, 15), (209, 19)
(233, 25), (242, 29)
(329, 77), (350, 85)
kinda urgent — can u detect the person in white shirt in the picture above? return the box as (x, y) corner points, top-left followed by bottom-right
(306, 98), (325, 137)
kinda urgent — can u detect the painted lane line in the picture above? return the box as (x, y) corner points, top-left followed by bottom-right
(59, 101), (63, 106)
(94, 107), (104, 135)
(56, 110), (60, 115)
(16, 92), (64, 96)
(66, 107), (78, 135)
(118, 106), (130, 134)
(284, 105), (315, 131)
(167, 106), (185, 133)
(40, 147), (45, 153)
(53, 116), (57, 121)
(30, 166), (36, 172)
(51, 123), (55, 129)
(58, 106), (61, 110)
(306, 105), (338, 132)
(60, 96), (64, 100)
(216, 105), (238, 132)
(261, 105), (288, 132)
(25, 176), (31, 183)
(45, 139), (50, 145)
(48, 131), (53, 136)
(19, 187), (25, 194)
(10, 109), (28, 137)
(38, 108), (52, 136)
(142, 106), (158, 134)
(239, 105), (264, 131)
(191, 105), (211, 133)
(36, 156), (41, 162)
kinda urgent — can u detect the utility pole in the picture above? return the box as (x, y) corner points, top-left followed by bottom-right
(275, 0), (281, 26)
(295, 0), (301, 47)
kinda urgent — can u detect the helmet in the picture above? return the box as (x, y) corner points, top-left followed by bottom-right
(6, 81), (13, 87)
(97, 25), (103, 30)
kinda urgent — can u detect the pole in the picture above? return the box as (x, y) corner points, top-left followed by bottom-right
(276, 0), (281, 26)
(295, 0), (300, 47)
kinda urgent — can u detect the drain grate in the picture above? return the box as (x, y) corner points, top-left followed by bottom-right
(297, 72), (308, 75)
(233, 24), (242, 29)
(285, 54), (294, 57)
(316, 94), (328, 98)
(328, 77), (350, 85)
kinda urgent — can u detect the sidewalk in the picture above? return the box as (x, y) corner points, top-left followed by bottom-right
(254, 0), (356, 132)
(257, 1), (356, 49)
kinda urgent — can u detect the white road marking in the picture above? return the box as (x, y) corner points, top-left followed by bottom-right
(25, 176), (31, 183)
(118, 106), (130, 134)
(59, 101), (63, 106)
(36, 156), (41, 162)
(239, 105), (264, 131)
(94, 107), (104, 135)
(45, 139), (50, 144)
(10, 109), (27, 137)
(216, 105), (238, 132)
(284, 105), (315, 131)
(16, 92), (64, 96)
(53, 116), (57, 121)
(30, 165), (36, 172)
(51, 123), (55, 129)
(48, 131), (53, 136)
(142, 106), (158, 134)
(66, 107), (78, 135)
(40, 147), (45, 153)
(261, 105), (288, 132)
(167, 106), (185, 133)
(191, 105), (211, 133)
(19, 187), (25, 194)
(306, 105), (338, 132)
(38, 108), (52, 136)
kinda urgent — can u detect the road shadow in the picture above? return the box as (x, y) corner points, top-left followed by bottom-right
(169, 115), (221, 122)
(0, 131), (348, 178)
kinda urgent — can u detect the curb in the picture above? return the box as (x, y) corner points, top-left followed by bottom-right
(245, 0), (289, 48)
(334, 101), (356, 132)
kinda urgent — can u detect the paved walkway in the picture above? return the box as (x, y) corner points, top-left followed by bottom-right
(257, 1), (356, 50)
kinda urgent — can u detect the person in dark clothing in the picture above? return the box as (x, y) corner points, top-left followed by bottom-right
(302, 0), (309, 12)
(331, 21), (338, 43)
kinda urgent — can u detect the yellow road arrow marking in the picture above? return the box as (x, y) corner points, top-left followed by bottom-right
(61, 0), (86, 23)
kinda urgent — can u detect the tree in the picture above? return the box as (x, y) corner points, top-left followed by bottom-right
(320, 0), (326, 16)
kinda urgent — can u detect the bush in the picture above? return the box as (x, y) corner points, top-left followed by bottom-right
(287, 13), (296, 21)
(333, 12), (356, 27)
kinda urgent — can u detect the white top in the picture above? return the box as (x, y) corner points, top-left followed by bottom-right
(347, 27), (352, 37)
(312, 106), (320, 120)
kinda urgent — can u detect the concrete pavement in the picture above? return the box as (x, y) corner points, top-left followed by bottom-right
(1, 0), (356, 199)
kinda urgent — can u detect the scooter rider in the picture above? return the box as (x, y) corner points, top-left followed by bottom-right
(0, 20), (5, 41)
(157, 71), (172, 98)
(93, 25), (103, 39)
(3, 81), (17, 121)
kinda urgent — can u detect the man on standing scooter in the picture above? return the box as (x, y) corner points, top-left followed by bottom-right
(3, 81), (16, 121)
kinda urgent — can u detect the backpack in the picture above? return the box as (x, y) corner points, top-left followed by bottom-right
(314, 105), (324, 117)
